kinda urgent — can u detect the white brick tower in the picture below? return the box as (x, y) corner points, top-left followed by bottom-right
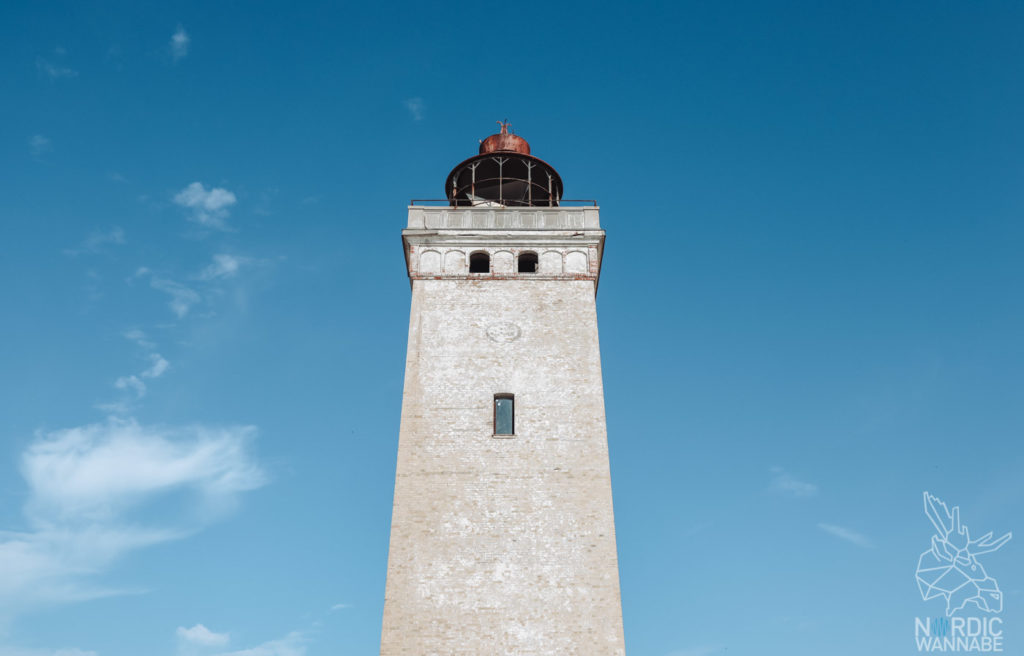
(380, 123), (626, 655)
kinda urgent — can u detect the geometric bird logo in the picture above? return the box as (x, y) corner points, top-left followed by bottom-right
(916, 492), (1012, 616)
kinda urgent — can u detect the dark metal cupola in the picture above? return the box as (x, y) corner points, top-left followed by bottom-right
(445, 121), (563, 207)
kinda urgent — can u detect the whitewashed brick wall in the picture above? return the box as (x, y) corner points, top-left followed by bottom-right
(381, 208), (625, 655)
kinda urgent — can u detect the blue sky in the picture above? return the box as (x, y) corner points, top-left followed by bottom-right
(1, 2), (1022, 654)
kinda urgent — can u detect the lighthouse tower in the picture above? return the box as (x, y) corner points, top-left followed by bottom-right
(380, 123), (626, 655)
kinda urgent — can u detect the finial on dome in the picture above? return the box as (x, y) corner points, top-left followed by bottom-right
(479, 120), (530, 155)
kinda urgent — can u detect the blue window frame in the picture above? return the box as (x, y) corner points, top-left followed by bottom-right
(494, 394), (514, 435)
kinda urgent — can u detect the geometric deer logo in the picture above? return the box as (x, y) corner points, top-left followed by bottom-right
(916, 492), (1012, 617)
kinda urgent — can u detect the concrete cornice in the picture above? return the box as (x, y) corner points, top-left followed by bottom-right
(407, 206), (601, 231)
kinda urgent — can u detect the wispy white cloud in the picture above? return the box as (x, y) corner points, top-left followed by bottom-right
(22, 418), (265, 523)
(114, 374), (146, 399)
(178, 623), (230, 646)
(769, 467), (818, 498)
(36, 58), (77, 79)
(123, 329), (155, 349)
(171, 26), (190, 60)
(142, 353), (170, 379)
(403, 97), (425, 121)
(94, 400), (132, 416)
(0, 418), (267, 622)
(63, 227), (125, 256)
(214, 631), (306, 656)
(199, 254), (250, 281)
(174, 182), (237, 230)
(0, 648), (97, 656)
(29, 135), (52, 158)
(133, 268), (202, 318)
(107, 332), (170, 406)
(817, 522), (874, 548)
(251, 188), (278, 217)
(329, 603), (352, 612)
(136, 252), (266, 319)
(149, 276), (202, 318)
(112, 353), (169, 401)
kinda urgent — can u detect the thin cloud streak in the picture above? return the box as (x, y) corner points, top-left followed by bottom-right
(29, 135), (52, 158)
(63, 227), (125, 256)
(36, 58), (77, 79)
(769, 467), (818, 498)
(403, 97), (425, 121)
(0, 647), (97, 656)
(148, 276), (201, 318)
(198, 254), (250, 281)
(817, 522), (874, 548)
(171, 26), (190, 60)
(123, 329), (154, 349)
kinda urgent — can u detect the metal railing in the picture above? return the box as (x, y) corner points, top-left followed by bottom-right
(409, 199), (598, 207)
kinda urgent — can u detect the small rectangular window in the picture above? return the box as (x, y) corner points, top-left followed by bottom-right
(494, 394), (514, 435)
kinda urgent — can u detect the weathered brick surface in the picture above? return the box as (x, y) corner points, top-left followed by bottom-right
(380, 208), (625, 655)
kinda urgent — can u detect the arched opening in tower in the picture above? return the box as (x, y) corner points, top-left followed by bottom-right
(469, 251), (490, 273)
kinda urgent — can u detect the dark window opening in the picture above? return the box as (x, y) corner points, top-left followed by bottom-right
(470, 252), (490, 273)
(518, 252), (539, 273)
(494, 394), (514, 435)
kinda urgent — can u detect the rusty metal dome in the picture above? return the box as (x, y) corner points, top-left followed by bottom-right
(479, 125), (530, 155)
(445, 122), (562, 207)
